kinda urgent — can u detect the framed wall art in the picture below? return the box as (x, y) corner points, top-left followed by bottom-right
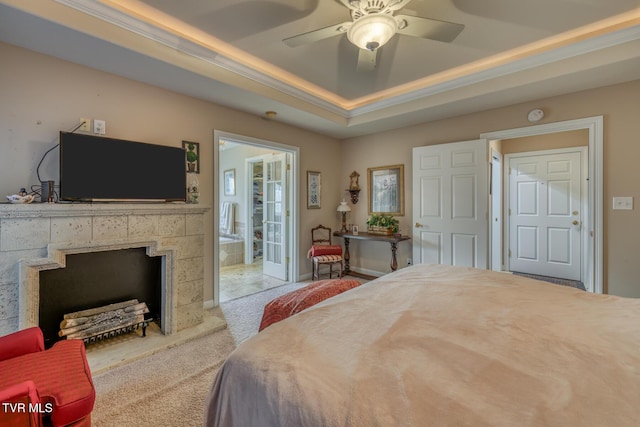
(182, 141), (200, 173)
(224, 169), (236, 196)
(307, 171), (321, 209)
(367, 164), (404, 216)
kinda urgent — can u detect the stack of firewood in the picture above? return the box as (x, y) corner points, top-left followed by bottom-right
(59, 299), (149, 340)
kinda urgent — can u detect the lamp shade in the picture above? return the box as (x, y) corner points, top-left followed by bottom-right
(347, 14), (398, 51)
(337, 200), (351, 212)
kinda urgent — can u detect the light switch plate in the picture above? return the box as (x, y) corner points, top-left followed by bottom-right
(612, 197), (633, 210)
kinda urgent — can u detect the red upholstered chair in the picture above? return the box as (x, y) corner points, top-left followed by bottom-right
(309, 225), (343, 280)
(0, 327), (95, 427)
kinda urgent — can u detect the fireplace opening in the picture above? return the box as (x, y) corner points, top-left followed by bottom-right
(39, 248), (161, 347)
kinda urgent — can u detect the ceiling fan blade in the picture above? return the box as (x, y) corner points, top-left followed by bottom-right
(283, 22), (350, 48)
(356, 48), (377, 72)
(396, 15), (464, 43)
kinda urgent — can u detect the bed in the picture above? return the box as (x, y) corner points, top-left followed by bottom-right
(205, 264), (640, 426)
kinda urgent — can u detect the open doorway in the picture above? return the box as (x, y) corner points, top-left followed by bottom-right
(481, 116), (603, 294)
(214, 131), (299, 304)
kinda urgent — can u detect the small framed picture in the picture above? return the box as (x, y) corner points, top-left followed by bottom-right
(224, 169), (235, 196)
(368, 164), (404, 216)
(307, 171), (321, 209)
(182, 141), (200, 174)
(352, 225), (359, 235)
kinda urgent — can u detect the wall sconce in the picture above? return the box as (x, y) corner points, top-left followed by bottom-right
(337, 199), (351, 232)
(347, 171), (361, 204)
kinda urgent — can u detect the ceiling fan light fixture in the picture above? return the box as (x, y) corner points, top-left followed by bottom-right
(347, 14), (398, 51)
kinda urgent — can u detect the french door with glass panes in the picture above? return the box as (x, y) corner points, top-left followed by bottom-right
(262, 153), (288, 280)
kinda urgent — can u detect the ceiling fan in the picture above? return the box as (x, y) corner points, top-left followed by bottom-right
(283, 0), (465, 71)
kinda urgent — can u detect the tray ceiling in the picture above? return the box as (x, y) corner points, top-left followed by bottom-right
(1, 0), (639, 137)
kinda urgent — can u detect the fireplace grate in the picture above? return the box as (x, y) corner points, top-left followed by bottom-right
(82, 318), (153, 344)
(59, 299), (152, 345)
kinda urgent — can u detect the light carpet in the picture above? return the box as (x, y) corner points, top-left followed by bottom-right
(91, 307), (235, 427)
(91, 282), (310, 426)
(220, 281), (310, 345)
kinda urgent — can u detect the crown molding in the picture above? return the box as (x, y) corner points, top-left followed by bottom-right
(55, 0), (350, 117)
(348, 23), (640, 117)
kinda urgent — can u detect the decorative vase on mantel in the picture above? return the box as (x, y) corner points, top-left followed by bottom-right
(187, 173), (199, 204)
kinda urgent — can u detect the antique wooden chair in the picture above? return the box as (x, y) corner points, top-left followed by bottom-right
(309, 225), (343, 280)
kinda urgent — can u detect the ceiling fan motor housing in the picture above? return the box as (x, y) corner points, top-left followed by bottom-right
(348, 0), (410, 18)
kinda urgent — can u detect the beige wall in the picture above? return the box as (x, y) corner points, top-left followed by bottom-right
(501, 129), (588, 154)
(341, 79), (640, 297)
(0, 42), (342, 304)
(3, 41), (640, 298)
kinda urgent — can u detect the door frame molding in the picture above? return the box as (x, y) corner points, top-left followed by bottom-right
(504, 147), (588, 286)
(490, 149), (503, 271)
(213, 130), (300, 306)
(481, 116), (603, 294)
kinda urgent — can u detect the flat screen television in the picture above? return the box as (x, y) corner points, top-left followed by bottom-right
(59, 131), (186, 202)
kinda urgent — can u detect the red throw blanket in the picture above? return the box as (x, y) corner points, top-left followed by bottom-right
(259, 279), (360, 331)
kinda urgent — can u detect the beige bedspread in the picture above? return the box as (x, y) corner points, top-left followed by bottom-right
(205, 264), (640, 426)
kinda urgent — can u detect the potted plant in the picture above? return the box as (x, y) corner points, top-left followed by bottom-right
(366, 213), (399, 235)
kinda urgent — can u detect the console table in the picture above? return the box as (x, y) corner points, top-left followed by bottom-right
(333, 231), (411, 279)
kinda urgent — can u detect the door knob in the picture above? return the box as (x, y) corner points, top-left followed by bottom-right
(415, 222), (423, 228)
(572, 220), (579, 225)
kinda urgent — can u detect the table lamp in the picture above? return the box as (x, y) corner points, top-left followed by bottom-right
(337, 199), (351, 232)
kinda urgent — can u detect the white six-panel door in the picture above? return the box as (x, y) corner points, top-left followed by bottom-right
(507, 150), (583, 280)
(412, 140), (488, 268)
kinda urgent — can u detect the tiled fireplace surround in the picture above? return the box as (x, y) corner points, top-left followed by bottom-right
(0, 203), (209, 337)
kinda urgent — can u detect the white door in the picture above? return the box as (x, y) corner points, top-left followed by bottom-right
(412, 140), (488, 268)
(262, 153), (288, 280)
(508, 150), (583, 280)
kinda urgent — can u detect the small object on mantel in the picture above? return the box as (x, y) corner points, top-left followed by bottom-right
(6, 194), (34, 204)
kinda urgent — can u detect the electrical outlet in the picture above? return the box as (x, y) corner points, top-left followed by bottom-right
(93, 119), (106, 135)
(407, 258), (412, 266)
(79, 118), (91, 132)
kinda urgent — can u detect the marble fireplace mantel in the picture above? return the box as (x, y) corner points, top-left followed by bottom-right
(0, 203), (209, 337)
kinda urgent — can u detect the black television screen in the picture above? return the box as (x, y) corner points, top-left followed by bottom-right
(59, 132), (186, 202)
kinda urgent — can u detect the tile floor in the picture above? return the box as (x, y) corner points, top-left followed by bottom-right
(219, 260), (289, 302)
